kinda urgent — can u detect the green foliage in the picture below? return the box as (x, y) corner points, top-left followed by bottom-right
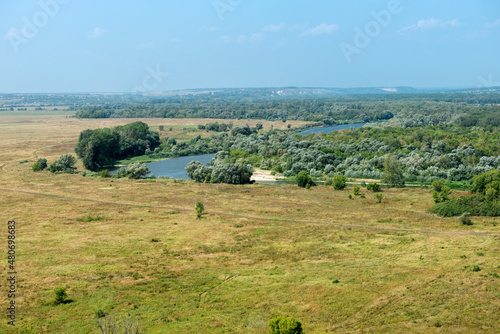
(472, 264), (481, 272)
(76, 214), (103, 222)
(297, 171), (314, 188)
(100, 169), (110, 178)
(116, 163), (150, 179)
(75, 122), (159, 171)
(185, 161), (212, 183)
(195, 202), (205, 219)
(38, 159), (46, 169)
(32, 161), (43, 172)
(430, 194), (500, 217)
(432, 180), (445, 192)
(324, 178), (333, 186)
(432, 186), (451, 203)
(96, 309), (105, 318)
(367, 182), (381, 192)
(333, 174), (347, 190)
(470, 170), (500, 195)
(268, 317), (303, 334)
(353, 184), (361, 196)
(54, 287), (68, 304)
(49, 154), (77, 173)
(375, 193), (383, 203)
(382, 154), (405, 187)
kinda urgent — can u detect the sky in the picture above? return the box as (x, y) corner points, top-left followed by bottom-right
(0, 0), (499, 93)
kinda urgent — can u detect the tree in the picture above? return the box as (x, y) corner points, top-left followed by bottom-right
(333, 174), (347, 190)
(211, 163), (253, 184)
(296, 171), (314, 188)
(185, 161), (212, 183)
(255, 123), (263, 131)
(195, 202), (205, 219)
(49, 154), (77, 173)
(382, 154), (405, 187)
(116, 163), (150, 179)
(432, 180), (444, 193)
(470, 170), (500, 195)
(269, 317), (303, 334)
(54, 287), (68, 305)
(432, 186), (451, 203)
(353, 184), (360, 196)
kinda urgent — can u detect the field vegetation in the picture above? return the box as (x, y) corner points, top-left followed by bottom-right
(0, 114), (499, 333)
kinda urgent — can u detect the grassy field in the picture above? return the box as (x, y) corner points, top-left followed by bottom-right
(0, 116), (499, 333)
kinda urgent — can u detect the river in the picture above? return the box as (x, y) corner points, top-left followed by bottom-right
(297, 123), (365, 135)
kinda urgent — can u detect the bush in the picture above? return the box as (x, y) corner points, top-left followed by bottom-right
(195, 202), (205, 219)
(54, 287), (68, 305)
(430, 194), (500, 217)
(32, 161), (43, 172)
(324, 178), (333, 186)
(376, 193), (383, 203)
(432, 186), (451, 203)
(296, 171), (314, 188)
(353, 184), (360, 196)
(116, 163), (150, 179)
(367, 182), (381, 192)
(472, 264), (481, 272)
(100, 169), (110, 178)
(269, 317), (303, 334)
(432, 180), (445, 192)
(333, 174), (346, 190)
(49, 154), (77, 173)
(460, 213), (472, 225)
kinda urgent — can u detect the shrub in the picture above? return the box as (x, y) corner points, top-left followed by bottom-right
(333, 174), (346, 190)
(367, 182), (381, 192)
(296, 171), (314, 188)
(472, 264), (481, 272)
(96, 309), (105, 318)
(459, 213), (472, 225)
(100, 169), (110, 178)
(376, 194), (383, 203)
(268, 317), (303, 334)
(116, 163), (150, 179)
(432, 180), (445, 192)
(195, 202), (205, 219)
(432, 186), (451, 203)
(54, 287), (68, 305)
(430, 195), (500, 217)
(324, 178), (333, 186)
(32, 161), (43, 172)
(353, 184), (360, 196)
(49, 154), (77, 173)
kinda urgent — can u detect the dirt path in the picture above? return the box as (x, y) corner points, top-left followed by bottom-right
(0, 187), (498, 237)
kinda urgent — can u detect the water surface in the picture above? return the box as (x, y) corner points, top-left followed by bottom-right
(297, 123), (365, 135)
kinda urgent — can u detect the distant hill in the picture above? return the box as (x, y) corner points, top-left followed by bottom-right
(150, 86), (420, 99)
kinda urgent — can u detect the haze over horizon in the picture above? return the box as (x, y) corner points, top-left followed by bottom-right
(1, 0), (499, 93)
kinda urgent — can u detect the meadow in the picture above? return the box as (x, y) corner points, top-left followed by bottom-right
(0, 115), (498, 333)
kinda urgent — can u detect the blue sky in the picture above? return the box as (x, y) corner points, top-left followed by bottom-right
(1, 0), (499, 93)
